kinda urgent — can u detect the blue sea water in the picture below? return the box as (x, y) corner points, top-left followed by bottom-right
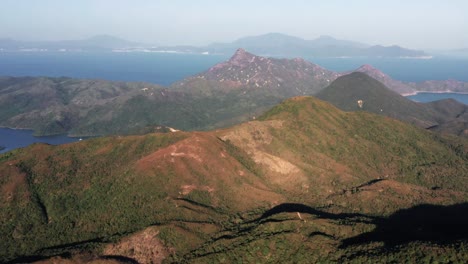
(406, 92), (468, 105)
(310, 56), (468, 82)
(0, 52), (228, 86)
(1, 52), (468, 84)
(0, 128), (81, 154)
(1, 52), (467, 152)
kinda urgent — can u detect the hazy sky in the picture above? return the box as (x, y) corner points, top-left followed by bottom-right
(1, 0), (467, 49)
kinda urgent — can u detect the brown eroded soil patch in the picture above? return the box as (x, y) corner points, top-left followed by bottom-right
(136, 132), (208, 172)
(135, 132), (284, 211)
(219, 120), (309, 190)
(103, 226), (168, 264)
(0, 162), (28, 205)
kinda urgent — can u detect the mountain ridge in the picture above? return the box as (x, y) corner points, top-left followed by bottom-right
(203, 33), (427, 58)
(1, 95), (467, 263)
(0, 33), (428, 58)
(1, 49), (467, 137)
(174, 48), (339, 93)
(316, 72), (468, 137)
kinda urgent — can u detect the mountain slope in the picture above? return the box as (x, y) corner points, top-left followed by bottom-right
(1, 96), (467, 263)
(174, 48), (339, 96)
(410, 79), (468, 93)
(352, 64), (468, 95)
(316, 72), (441, 128)
(0, 76), (182, 135)
(1, 50), (467, 137)
(425, 98), (468, 137)
(316, 72), (468, 137)
(352, 64), (415, 94)
(0, 50), (342, 136)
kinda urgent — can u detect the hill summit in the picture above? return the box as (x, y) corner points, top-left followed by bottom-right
(1, 95), (467, 263)
(316, 72), (439, 127)
(317, 72), (468, 136)
(1, 49), (467, 138)
(226, 48), (256, 67)
(175, 48), (340, 95)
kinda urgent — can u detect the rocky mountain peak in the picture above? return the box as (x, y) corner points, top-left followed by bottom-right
(356, 64), (382, 74)
(354, 64), (389, 80)
(227, 48), (257, 67)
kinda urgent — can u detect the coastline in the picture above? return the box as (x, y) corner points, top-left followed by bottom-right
(402, 91), (468, 96)
(0, 127), (84, 154)
(0, 125), (33, 131)
(0, 126), (86, 138)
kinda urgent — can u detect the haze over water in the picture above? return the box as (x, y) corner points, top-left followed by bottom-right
(1, 52), (467, 86)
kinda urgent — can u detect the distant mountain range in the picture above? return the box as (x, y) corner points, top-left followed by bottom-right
(1, 48), (468, 263)
(200, 33), (428, 58)
(0, 49), (467, 137)
(0, 33), (429, 58)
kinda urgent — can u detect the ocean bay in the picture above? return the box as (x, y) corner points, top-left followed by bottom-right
(1, 52), (467, 153)
(0, 128), (81, 154)
(1, 52), (468, 85)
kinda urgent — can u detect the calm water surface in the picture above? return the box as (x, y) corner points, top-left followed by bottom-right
(1, 52), (467, 84)
(0, 128), (81, 154)
(406, 93), (468, 105)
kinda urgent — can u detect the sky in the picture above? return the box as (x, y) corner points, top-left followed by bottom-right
(1, 0), (467, 50)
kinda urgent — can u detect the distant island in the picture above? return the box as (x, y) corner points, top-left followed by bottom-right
(198, 33), (429, 58)
(0, 33), (429, 58)
(0, 49), (467, 137)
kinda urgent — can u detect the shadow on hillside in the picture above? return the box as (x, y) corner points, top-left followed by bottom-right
(340, 203), (468, 248)
(258, 203), (370, 222)
(253, 202), (468, 248)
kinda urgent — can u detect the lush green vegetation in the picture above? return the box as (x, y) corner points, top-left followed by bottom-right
(259, 97), (468, 191)
(0, 133), (189, 261)
(0, 51), (339, 137)
(0, 96), (467, 263)
(316, 72), (468, 137)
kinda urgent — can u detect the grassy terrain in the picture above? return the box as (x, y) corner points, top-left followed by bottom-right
(0, 96), (467, 263)
(316, 72), (468, 137)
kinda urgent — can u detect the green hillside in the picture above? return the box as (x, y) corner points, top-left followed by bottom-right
(1, 52), (468, 139)
(316, 72), (439, 127)
(1, 96), (467, 263)
(316, 72), (468, 137)
(0, 51), (340, 137)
